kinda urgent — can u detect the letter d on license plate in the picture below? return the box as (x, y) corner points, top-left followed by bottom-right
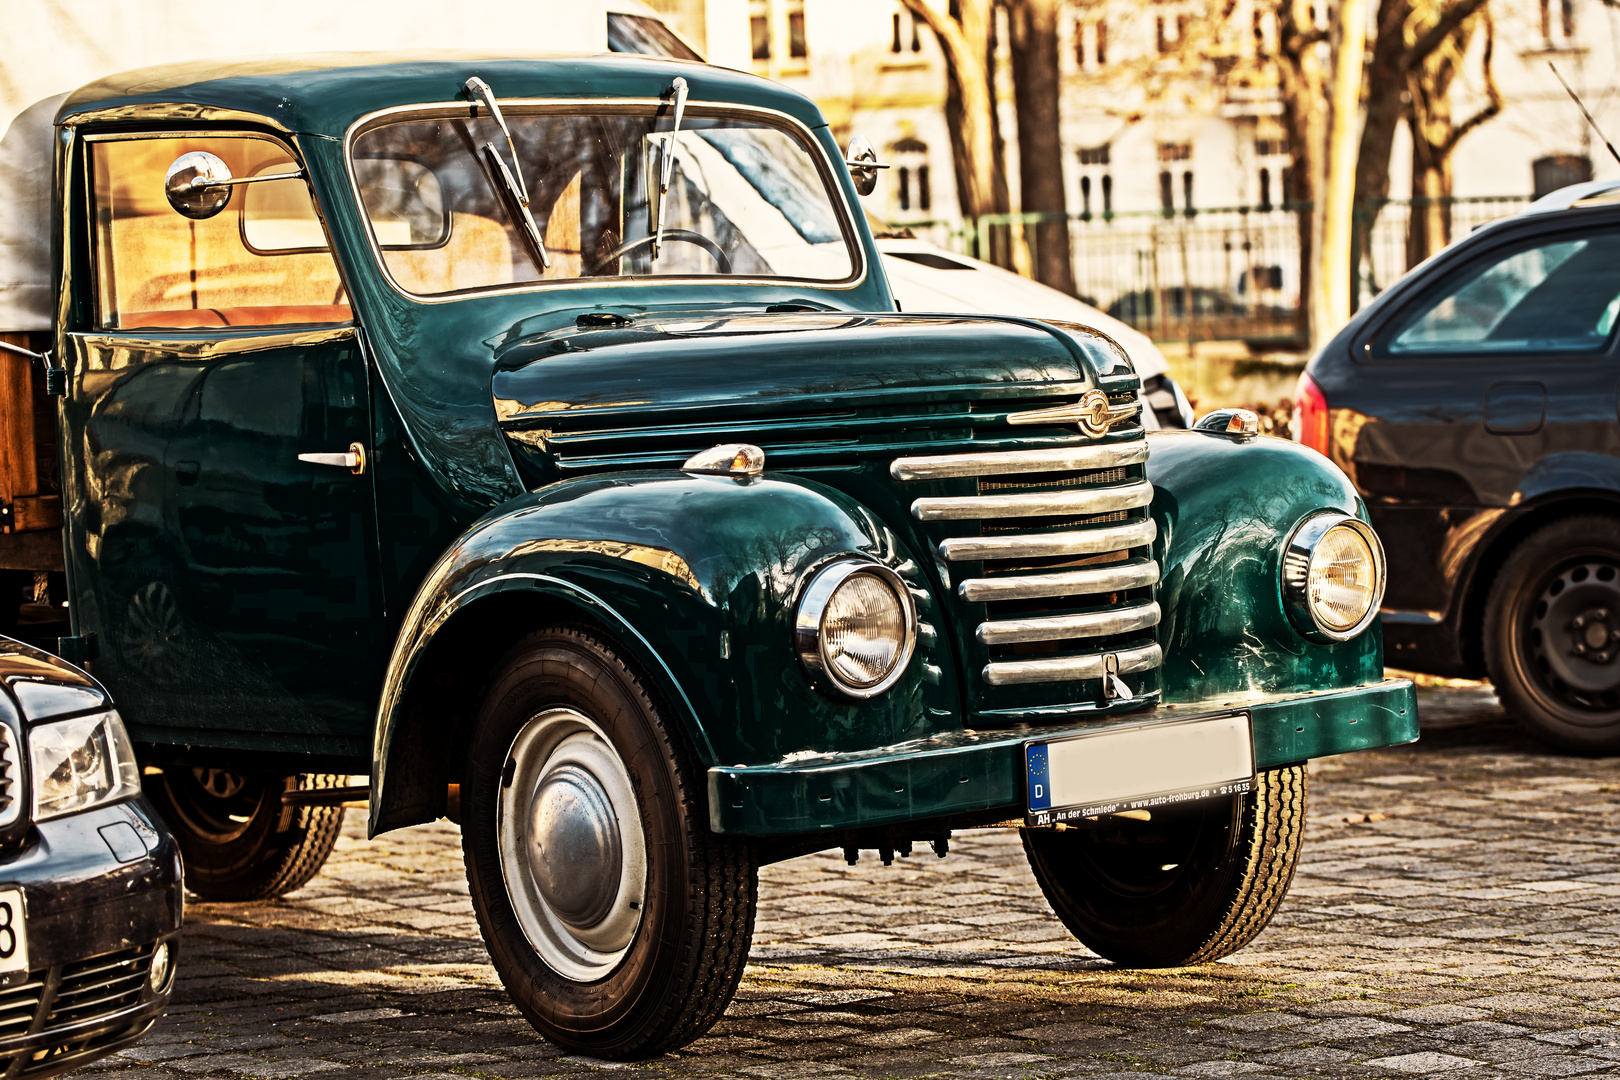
(1025, 713), (1254, 826)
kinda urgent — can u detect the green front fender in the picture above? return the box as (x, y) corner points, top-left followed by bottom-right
(1147, 430), (1385, 702)
(368, 471), (960, 835)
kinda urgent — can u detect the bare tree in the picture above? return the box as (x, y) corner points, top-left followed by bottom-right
(1351, 0), (1494, 300)
(898, 0), (1006, 220)
(1268, 0), (1330, 344)
(1007, 0), (1077, 294)
(1406, 4), (1501, 261)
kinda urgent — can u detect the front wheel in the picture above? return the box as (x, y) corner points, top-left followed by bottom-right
(146, 769), (345, 900)
(1485, 515), (1620, 753)
(1023, 764), (1306, 967)
(462, 626), (756, 1060)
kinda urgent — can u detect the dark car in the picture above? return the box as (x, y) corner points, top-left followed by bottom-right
(0, 636), (182, 1078)
(1296, 179), (1620, 752)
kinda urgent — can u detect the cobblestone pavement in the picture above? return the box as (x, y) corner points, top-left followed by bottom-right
(92, 685), (1620, 1080)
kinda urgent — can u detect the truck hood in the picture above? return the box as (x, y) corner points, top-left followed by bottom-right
(490, 310), (1134, 484)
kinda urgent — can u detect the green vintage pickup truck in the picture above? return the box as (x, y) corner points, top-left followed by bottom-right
(0, 53), (1415, 1057)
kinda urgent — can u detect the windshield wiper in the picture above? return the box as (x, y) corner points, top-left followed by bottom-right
(464, 76), (550, 271)
(648, 77), (689, 260)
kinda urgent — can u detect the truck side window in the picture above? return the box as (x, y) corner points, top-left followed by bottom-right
(91, 136), (352, 330)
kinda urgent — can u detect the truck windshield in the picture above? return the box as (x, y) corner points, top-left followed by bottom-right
(350, 110), (857, 296)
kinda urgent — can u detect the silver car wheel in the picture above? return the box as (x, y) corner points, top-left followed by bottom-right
(498, 707), (647, 982)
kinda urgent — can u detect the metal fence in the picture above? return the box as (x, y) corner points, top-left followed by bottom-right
(897, 196), (1532, 347)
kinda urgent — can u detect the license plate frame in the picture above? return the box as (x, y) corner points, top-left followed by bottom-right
(0, 888), (27, 987)
(1024, 713), (1255, 827)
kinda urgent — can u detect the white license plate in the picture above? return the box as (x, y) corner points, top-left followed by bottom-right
(0, 888), (26, 985)
(1025, 713), (1255, 826)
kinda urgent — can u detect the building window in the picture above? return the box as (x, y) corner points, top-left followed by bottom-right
(892, 10), (922, 53)
(898, 166), (911, 210)
(1183, 170), (1194, 212)
(1255, 135), (1289, 158)
(1532, 154), (1592, 199)
(1258, 167), (1272, 211)
(1157, 141), (1192, 163)
(751, 0), (772, 59)
(1079, 144), (1110, 166)
(1156, 15), (1171, 52)
(917, 164), (931, 211)
(1562, 0), (1575, 35)
(1095, 20), (1107, 64)
(788, 0), (808, 58)
(1159, 170), (1173, 212)
(1102, 174), (1113, 216)
(1080, 175), (1091, 218)
(1252, 9), (1266, 54)
(894, 12), (904, 51)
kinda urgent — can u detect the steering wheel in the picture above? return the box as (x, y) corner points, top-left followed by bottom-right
(589, 229), (732, 275)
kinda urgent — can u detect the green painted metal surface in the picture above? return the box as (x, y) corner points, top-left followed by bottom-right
(706, 678), (1417, 834)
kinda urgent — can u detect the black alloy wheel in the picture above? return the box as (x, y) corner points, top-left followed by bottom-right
(461, 625), (756, 1059)
(146, 769), (346, 900)
(1485, 515), (1620, 753)
(1022, 765), (1306, 967)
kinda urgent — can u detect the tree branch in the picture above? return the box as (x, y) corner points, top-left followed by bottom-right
(1401, 0), (1489, 74)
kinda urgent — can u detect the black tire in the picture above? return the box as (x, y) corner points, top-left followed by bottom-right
(1022, 764), (1306, 967)
(147, 769), (345, 901)
(461, 625), (756, 1060)
(1484, 515), (1620, 753)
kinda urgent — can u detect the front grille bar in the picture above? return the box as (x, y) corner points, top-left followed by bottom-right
(891, 442), (1147, 481)
(960, 558), (1160, 601)
(939, 517), (1156, 563)
(913, 479), (1154, 521)
(977, 601), (1161, 645)
(985, 642), (1163, 686)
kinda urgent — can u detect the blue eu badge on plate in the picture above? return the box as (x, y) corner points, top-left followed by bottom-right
(1026, 744), (1051, 811)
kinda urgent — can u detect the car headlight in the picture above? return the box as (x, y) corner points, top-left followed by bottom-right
(30, 710), (143, 822)
(1282, 514), (1386, 642)
(794, 559), (917, 698)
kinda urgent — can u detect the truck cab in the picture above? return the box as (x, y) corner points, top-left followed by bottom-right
(0, 52), (1415, 1060)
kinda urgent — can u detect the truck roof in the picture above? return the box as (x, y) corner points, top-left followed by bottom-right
(56, 52), (819, 136)
(0, 51), (825, 332)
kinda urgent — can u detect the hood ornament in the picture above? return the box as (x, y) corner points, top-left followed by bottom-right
(1007, 389), (1136, 438)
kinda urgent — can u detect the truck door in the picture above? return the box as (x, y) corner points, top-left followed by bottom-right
(63, 132), (383, 751)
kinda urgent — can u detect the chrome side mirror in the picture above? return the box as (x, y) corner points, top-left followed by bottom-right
(843, 136), (890, 197)
(164, 152), (235, 219)
(164, 152), (306, 220)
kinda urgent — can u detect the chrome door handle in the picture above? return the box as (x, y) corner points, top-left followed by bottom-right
(298, 442), (366, 475)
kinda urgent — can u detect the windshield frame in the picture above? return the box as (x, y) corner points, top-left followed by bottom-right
(342, 97), (867, 303)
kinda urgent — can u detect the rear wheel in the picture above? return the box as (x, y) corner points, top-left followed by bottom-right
(1485, 515), (1620, 753)
(462, 626), (755, 1059)
(146, 769), (345, 900)
(1022, 764), (1306, 967)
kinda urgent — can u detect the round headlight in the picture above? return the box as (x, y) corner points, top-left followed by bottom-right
(794, 560), (917, 698)
(1282, 514), (1386, 642)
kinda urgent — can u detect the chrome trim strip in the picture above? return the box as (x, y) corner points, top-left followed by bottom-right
(913, 480), (1153, 521)
(1006, 399), (1141, 427)
(890, 442), (1148, 481)
(959, 559), (1160, 602)
(983, 642), (1163, 687)
(342, 97), (868, 303)
(939, 518), (1158, 562)
(977, 601), (1160, 645)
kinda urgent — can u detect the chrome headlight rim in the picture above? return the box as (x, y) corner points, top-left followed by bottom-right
(793, 558), (918, 699)
(1282, 513), (1386, 643)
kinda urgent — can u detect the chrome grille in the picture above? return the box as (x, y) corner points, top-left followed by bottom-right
(892, 431), (1162, 695)
(0, 724), (18, 829)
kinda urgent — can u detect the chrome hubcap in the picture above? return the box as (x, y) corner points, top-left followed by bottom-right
(498, 708), (646, 981)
